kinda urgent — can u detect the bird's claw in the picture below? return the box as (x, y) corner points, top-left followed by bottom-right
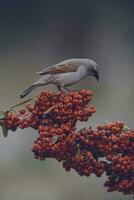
(57, 85), (70, 93)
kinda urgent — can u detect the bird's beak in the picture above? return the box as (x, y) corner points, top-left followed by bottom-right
(94, 69), (99, 81)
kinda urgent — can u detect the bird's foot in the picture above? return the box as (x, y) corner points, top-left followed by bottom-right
(57, 85), (70, 93)
(63, 86), (70, 92)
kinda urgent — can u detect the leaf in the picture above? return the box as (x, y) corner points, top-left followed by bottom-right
(0, 111), (4, 116)
(122, 125), (130, 131)
(0, 111), (5, 120)
(1, 112), (8, 137)
(2, 121), (8, 137)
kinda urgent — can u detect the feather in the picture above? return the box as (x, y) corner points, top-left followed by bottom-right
(37, 64), (78, 75)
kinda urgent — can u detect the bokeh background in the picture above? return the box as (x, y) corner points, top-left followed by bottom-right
(0, 0), (134, 199)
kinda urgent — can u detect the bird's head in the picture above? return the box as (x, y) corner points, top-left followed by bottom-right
(86, 59), (99, 81)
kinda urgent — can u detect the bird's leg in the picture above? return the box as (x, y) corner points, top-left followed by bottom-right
(63, 86), (71, 92)
(57, 85), (63, 91)
(57, 85), (70, 93)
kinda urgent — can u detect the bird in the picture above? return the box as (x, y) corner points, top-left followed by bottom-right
(18, 58), (99, 98)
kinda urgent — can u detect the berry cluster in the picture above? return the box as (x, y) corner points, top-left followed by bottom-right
(96, 122), (134, 195)
(0, 89), (94, 132)
(0, 89), (133, 197)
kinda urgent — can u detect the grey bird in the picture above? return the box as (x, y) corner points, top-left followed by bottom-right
(18, 58), (99, 98)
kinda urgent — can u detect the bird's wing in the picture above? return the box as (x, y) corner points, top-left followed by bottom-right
(37, 63), (78, 75)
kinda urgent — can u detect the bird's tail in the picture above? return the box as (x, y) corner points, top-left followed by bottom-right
(18, 82), (42, 98)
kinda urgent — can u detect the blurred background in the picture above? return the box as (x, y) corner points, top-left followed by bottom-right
(0, 0), (134, 199)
